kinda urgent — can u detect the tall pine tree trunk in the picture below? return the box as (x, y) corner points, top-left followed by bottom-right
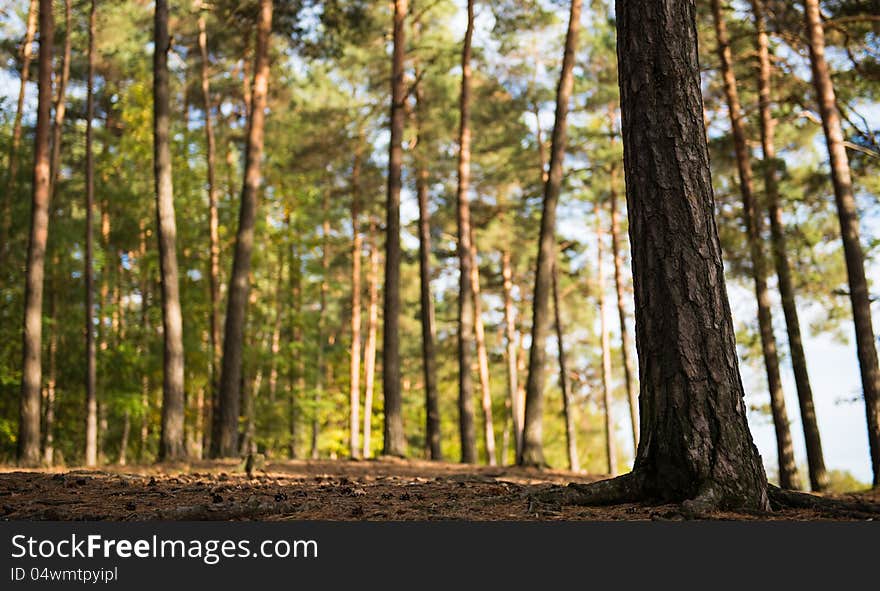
(552, 260), (579, 472)
(455, 0), (478, 464)
(42, 287), (57, 465)
(609, 159), (638, 452)
(1, 0), (38, 260)
(520, 0), (582, 467)
(804, 0), (880, 487)
(751, 0), (827, 491)
(213, 0), (273, 458)
(289, 236), (303, 459)
(612, 0), (769, 509)
(502, 248), (521, 461)
(382, 0), (407, 457)
(597, 217), (617, 476)
(17, 0), (53, 468)
(154, 0), (186, 461)
(362, 221), (380, 458)
(196, 0), (222, 454)
(414, 78), (442, 460)
(711, 0), (800, 490)
(49, 0), (71, 192)
(349, 146), (363, 459)
(469, 231), (496, 465)
(84, 0), (98, 468)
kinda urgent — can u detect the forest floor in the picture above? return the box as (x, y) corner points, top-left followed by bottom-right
(0, 458), (877, 521)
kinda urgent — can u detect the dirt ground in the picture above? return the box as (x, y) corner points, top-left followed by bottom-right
(0, 458), (877, 521)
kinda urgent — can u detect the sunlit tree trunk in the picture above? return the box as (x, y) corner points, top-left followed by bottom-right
(362, 221), (380, 459)
(552, 260), (579, 472)
(608, 159), (638, 452)
(520, 0), (582, 467)
(289, 235), (303, 459)
(455, 0), (478, 464)
(349, 146), (363, 459)
(138, 222), (151, 462)
(382, 0), (408, 457)
(213, 0), (272, 458)
(196, 0), (222, 454)
(118, 411), (131, 466)
(750, 0), (827, 491)
(84, 0), (98, 468)
(469, 230), (496, 465)
(804, 0), (880, 487)
(312, 194), (330, 460)
(154, 0), (186, 461)
(711, 0), (799, 489)
(42, 287), (57, 466)
(17, 0), (53, 468)
(597, 217), (617, 476)
(502, 248), (521, 461)
(49, 0), (71, 194)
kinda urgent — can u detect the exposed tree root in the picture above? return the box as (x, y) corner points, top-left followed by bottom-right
(530, 473), (641, 506)
(767, 485), (880, 519)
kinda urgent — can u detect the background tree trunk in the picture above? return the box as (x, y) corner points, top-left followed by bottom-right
(520, 0), (582, 467)
(154, 0), (186, 461)
(455, 0), (478, 465)
(804, 0), (880, 487)
(84, 0), (98, 468)
(42, 288), (57, 465)
(17, 0), (53, 468)
(213, 0), (273, 458)
(615, 0), (769, 509)
(711, 0), (800, 490)
(597, 217), (617, 476)
(0, 0), (38, 261)
(469, 231), (496, 465)
(751, 0), (827, 491)
(349, 146), (363, 459)
(552, 260), (579, 472)
(49, 0), (71, 193)
(382, 0), (407, 458)
(313, 196), (330, 460)
(415, 78), (442, 461)
(197, 0), (222, 455)
(502, 248), (521, 461)
(362, 221), (380, 459)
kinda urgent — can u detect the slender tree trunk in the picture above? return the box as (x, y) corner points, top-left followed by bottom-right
(469, 231), (497, 465)
(196, 0), (222, 454)
(49, 0), (71, 192)
(213, 0), (272, 458)
(118, 411), (131, 466)
(289, 237), (302, 459)
(501, 248), (521, 462)
(711, 0), (800, 490)
(138, 222), (151, 462)
(84, 0), (98, 468)
(455, 0), (478, 464)
(608, 160), (638, 452)
(154, 0), (186, 461)
(804, 0), (880, 487)
(349, 146), (363, 459)
(597, 217), (618, 476)
(362, 221), (380, 458)
(42, 288), (57, 466)
(312, 195), (330, 460)
(751, 0), (827, 491)
(382, 0), (407, 457)
(614, 0), (769, 509)
(520, 0), (582, 467)
(268, 259), (285, 403)
(414, 74), (442, 461)
(1, 0), (38, 259)
(552, 261), (579, 472)
(17, 0), (53, 468)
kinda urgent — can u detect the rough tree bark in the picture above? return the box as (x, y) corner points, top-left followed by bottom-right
(537, 0), (771, 511)
(1, 0), (38, 260)
(414, 76), (442, 460)
(17, 0), (52, 468)
(84, 0), (98, 467)
(154, 0), (186, 461)
(597, 216), (617, 476)
(382, 0), (407, 458)
(455, 0), (478, 464)
(349, 145), (363, 459)
(196, 0), (222, 454)
(552, 260), (579, 472)
(469, 229), (497, 465)
(519, 0), (582, 467)
(609, 159), (639, 452)
(711, 0), (800, 490)
(804, 0), (880, 487)
(362, 221), (380, 458)
(213, 0), (272, 458)
(751, 0), (828, 491)
(502, 247), (521, 461)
